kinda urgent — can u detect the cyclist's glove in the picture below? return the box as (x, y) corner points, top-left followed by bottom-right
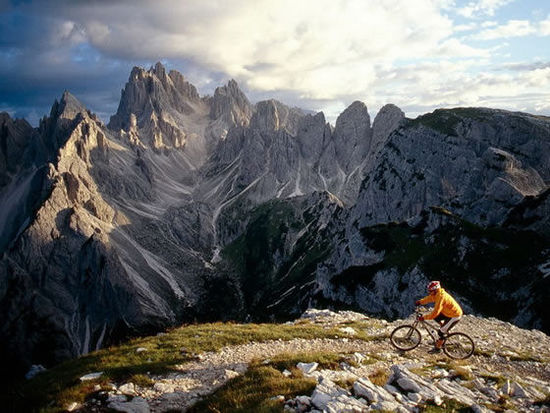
(415, 300), (421, 306)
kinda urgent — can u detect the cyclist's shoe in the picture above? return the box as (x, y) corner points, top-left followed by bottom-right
(435, 339), (445, 348)
(428, 347), (441, 354)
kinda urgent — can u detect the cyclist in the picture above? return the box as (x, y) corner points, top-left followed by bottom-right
(415, 280), (463, 352)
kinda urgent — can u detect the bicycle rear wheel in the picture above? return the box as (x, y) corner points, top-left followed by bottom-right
(390, 325), (421, 351)
(443, 332), (475, 359)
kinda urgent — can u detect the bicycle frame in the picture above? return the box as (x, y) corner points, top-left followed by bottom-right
(411, 310), (444, 345)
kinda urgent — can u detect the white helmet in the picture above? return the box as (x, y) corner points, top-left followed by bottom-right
(427, 280), (441, 292)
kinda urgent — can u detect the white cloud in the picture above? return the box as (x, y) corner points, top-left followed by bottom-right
(3, 0), (550, 122)
(41, 0), (489, 103)
(458, 0), (516, 18)
(474, 20), (536, 40)
(472, 16), (550, 40)
(540, 15), (550, 36)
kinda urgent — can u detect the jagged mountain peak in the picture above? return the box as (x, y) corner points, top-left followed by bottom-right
(371, 103), (405, 151)
(51, 90), (88, 121)
(209, 78), (252, 127)
(109, 63), (203, 133)
(334, 100), (371, 136)
(250, 99), (305, 136)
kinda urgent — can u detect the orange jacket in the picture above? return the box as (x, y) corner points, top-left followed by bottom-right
(418, 288), (463, 319)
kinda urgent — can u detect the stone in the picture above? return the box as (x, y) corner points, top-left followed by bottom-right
(224, 369), (240, 380)
(153, 382), (174, 393)
(339, 327), (357, 335)
(25, 365), (46, 380)
(282, 369), (292, 377)
(311, 378), (348, 411)
(108, 396), (150, 413)
(510, 382), (528, 398)
(353, 378), (395, 403)
(66, 402), (80, 411)
(396, 377), (422, 393)
(325, 394), (368, 412)
(296, 395), (311, 406)
(107, 394), (128, 403)
(371, 400), (404, 412)
(297, 362), (319, 375)
(118, 383), (136, 395)
(471, 404), (492, 413)
(501, 380), (512, 395)
(352, 352), (366, 364)
(136, 347), (147, 353)
(80, 372), (104, 381)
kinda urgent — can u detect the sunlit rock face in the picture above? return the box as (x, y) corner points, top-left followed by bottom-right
(0, 63), (549, 379)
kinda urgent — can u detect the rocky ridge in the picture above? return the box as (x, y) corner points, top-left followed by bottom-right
(58, 309), (550, 412)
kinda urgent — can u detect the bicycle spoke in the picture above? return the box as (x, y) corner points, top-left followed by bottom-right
(443, 333), (475, 359)
(390, 325), (421, 351)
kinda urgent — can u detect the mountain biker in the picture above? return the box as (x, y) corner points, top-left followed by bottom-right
(415, 281), (463, 352)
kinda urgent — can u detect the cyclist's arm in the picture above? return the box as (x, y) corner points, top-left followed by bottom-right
(418, 295), (434, 305)
(423, 298), (443, 320)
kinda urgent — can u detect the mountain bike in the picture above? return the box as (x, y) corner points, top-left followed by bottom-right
(390, 309), (475, 359)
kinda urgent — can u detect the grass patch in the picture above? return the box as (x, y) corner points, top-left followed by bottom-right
(16, 321), (374, 412)
(188, 365), (315, 413)
(368, 368), (390, 386)
(189, 351), (360, 413)
(479, 373), (507, 388)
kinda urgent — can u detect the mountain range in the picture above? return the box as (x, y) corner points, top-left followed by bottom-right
(0, 62), (549, 378)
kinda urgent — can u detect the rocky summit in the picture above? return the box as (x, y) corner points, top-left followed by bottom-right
(0, 62), (549, 384)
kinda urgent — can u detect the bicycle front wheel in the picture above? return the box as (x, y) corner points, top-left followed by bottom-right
(390, 325), (421, 351)
(443, 332), (475, 359)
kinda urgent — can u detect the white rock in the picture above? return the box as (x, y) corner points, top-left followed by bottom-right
(339, 327), (357, 335)
(79, 372), (104, 381)
(311, 378), (347, 411)
(153, 382), (174, 393)
(108, 396), (150, 413)
(297, 362), (319, 375)
(354, 378), (395, 403)
(325, 394), (368, 413)
(282, 369), (292, 377)
(296, 395), (311, 405)
(118, 383), (136, 395)
(408, 392), (422, 403)
(511, 382), (528, 398)
(501, 380), (512, 395)
(352, 352), (366, 364)
(107, 394), (128, 403)
(471, 404), (492, 413)
(136, 347), (147, 353)
(25, 364), (46, 380)
(224, 369), (240, 379)
(66, 402), (80, 411)
(371, 400), (403, 412)
(397, 377), (422, 393)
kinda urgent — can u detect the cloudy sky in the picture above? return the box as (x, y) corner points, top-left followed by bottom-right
(1, 0), (549, 125)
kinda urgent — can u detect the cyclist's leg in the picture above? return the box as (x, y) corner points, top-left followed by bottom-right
(440, 316), (462, 335)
